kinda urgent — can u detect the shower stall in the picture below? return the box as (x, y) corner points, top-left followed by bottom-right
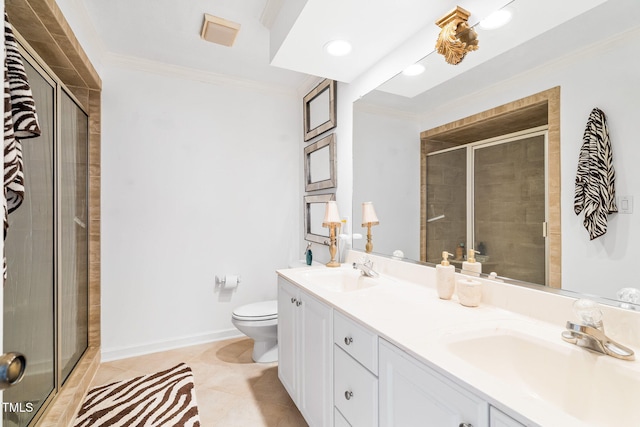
(3, 41), (89, 427)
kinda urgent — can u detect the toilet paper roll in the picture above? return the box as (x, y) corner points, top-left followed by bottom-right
(224, 275), (239, 289)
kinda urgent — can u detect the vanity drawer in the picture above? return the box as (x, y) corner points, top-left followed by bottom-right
(334, 346), (378, 427)
(334, 310), (378, 374)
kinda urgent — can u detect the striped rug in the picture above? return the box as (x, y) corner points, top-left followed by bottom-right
(74, 363), (201, 426)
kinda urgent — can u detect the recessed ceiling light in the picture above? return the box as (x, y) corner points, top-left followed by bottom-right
(479, 9), (512, 30)
(402, 63), (425, 76)
(324, 40), (352, 56)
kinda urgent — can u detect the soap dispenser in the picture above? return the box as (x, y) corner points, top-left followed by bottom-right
(435, 251), (456, 300)
(305, 243), (313, 266)
(462, 249), (482, 277)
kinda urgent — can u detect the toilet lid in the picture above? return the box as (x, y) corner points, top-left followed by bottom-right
(232, 300), (277, 321)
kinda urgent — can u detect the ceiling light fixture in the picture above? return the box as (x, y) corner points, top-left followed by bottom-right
(435, 6), (479, 65)
(479, 9), (512, 30)
(402, 63), (426, 76)
(324, 40), (352, 56)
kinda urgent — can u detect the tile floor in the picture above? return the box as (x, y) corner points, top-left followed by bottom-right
(88, 337), (308, 426)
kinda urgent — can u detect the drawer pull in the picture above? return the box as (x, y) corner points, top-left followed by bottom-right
(459, 423), (473, 427)
(344, 390), (353, 400)
(344, 336), (353, 345)
(290, 297), (297, 304)
(296, 300), (302, 307)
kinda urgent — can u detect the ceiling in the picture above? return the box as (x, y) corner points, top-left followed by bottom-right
(77, 0), (624, 94)
(70, 0), (547, 90)
(80, 0), (308, 88)
(362, 0), (638, 115)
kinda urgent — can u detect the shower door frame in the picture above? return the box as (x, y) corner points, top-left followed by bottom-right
(425, 126), (549, 285)
(468, 127), (549, 286)
(2, 35), (91, 427)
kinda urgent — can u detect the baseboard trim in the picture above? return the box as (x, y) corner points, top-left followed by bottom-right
(101, 329), (243, 362)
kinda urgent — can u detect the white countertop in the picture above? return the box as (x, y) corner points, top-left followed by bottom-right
(277, 255), (640, 427)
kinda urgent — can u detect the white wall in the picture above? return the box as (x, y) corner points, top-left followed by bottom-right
(352, 107), (420, 259)
(100, 63), (301, 359)
(55, 0), (304, 360)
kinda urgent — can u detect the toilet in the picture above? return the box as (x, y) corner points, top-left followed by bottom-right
(232, 300), (278, 363)
(231, 259), (319, 363)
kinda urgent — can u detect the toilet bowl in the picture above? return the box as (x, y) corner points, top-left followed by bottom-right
(231, 300), (278, 363)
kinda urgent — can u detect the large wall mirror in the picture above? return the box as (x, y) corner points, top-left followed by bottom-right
(352, 0), (640, 309)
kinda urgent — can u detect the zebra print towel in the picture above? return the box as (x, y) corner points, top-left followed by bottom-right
(574, 107), (617, 240)
(4, 12), (41, 278)
(74, 363), (201, 427)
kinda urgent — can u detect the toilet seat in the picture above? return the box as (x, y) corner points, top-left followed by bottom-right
(232, 300), (277, 321)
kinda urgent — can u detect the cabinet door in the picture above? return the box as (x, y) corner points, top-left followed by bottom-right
(277, 277), (298, 399)
(299, 289), (333, 427)
(379, 340), (487, 427)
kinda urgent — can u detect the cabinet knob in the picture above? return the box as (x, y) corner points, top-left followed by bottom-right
(344, 336), (353, 345)
(459, 423), (473, 427)
(290, 297), (297, 304)
(344, 390), (353, 400)
(296, 300), (302, 307)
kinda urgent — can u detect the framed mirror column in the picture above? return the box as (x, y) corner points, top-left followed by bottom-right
(304, 194), (336, 244)
(304, 134), (337, 192)
(303, 79), (337, 141)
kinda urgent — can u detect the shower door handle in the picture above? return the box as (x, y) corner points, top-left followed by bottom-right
(0, 352), (26, 390)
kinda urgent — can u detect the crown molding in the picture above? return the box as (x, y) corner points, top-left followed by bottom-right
(260, 0), (284, 30)
(354, 100), (419, 122)
(103, 52), (298, 98)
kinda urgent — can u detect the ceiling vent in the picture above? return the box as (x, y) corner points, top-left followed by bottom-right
(200, 14), (241, 47)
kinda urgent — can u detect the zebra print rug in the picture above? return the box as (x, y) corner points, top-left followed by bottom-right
(74, 363), (201, 426)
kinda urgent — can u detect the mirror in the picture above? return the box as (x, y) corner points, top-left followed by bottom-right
(304, 79), (337, 141)
(352, 0), (640, 308)
(304, 134), (337, 191)
(305, 194), (335, 245)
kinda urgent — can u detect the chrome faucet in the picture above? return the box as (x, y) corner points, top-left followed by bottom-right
(353, 257), (379, 278)
(561, 299), (635, 361)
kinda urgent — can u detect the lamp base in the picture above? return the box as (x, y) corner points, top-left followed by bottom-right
(326, 260), (341, 268)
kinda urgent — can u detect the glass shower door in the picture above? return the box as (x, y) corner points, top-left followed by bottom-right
(3, 59), (56, 427)
(425, 148), (467, 264)
(473, 134), (546, 284)
(59, 91), (89, 384)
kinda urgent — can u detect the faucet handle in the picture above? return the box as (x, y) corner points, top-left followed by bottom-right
(573, 299), (604, 329)
(358, 255), (372, 266)
(617, 287), (640, 308)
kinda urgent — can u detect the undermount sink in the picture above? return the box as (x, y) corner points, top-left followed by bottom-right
(299, 268), (384, 292)
(443, 325), (640, 426)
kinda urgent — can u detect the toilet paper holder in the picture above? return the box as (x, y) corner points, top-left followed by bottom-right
(215, 274), (241, 288)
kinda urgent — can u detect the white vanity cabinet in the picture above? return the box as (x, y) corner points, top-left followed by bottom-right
(277, 276), (333, 427)
(278, 272), (531, 427)
(379, 339), (488, 427)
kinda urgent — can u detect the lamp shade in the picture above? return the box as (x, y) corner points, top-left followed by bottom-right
(322, 201), (341, 226)
(362, 202), (379, 226)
